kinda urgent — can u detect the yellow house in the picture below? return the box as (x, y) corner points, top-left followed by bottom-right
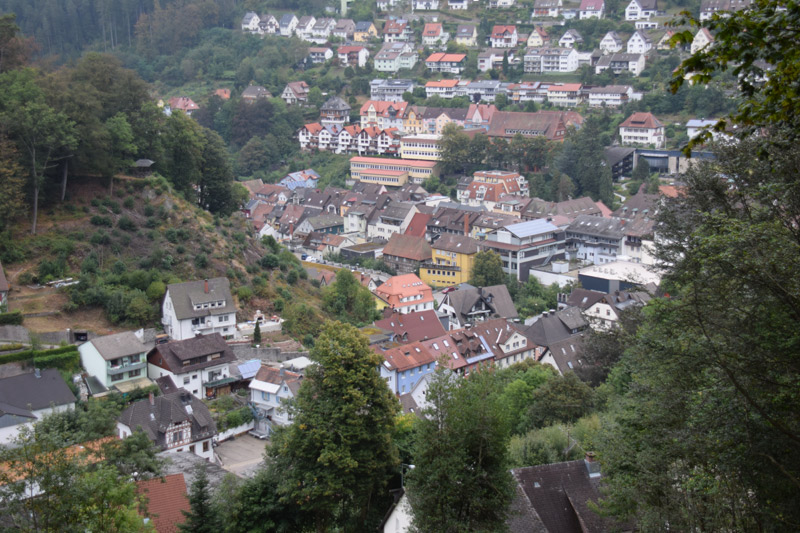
(403, 106), (426, 134)
(527, 27), (548, 48)
(420, 234), (479, 287)
(354, 21), (379, 42)
(399, 134), (441, 161)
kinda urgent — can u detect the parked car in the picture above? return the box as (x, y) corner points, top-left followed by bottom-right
(301, 254), (308, 260)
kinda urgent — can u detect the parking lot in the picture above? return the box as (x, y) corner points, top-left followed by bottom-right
(214, 434), (267, 478)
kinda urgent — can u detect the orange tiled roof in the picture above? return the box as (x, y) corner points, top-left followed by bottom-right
(137, 474), (190, 533)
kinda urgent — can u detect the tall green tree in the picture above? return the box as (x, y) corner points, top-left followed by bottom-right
(597, 135), (800, 530)
(180, 465), (221, 533)
(555, 117), (613, 205)
(671, 0), (800, 146)
(269, 322), (399, 532)
(0, 132), (27, 231)
(470, 250), (505, 287)
(0, 69), (77, 234)
(406, 365), (514, 533)
(322, 268), (378, 325)
(197, 128), (235, 214)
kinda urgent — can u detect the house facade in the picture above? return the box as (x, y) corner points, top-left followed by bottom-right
(117, 390), (216, 461)
(420, 234), (478, 287)
(147, 333), (237, 399)
(482, 219), (566, 281)
(79, 331), (150, 389)
(162, 278), (237, 341)
(489, 25), (519, 48)
(579, 0), (605, 18)
(250, 365), (302, 436)
(619, 112), (665, 147)
(375, 273), (435, 314)
(626, 0), (658, 19)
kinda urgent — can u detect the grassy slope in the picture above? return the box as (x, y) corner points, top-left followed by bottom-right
(4, 175), (325, 334)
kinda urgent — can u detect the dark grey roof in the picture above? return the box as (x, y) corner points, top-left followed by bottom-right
(118, 389), (216, 450)
(88, 331), (148, 361)
(321, 96), (351, 112)
(241, 85), (271, 99)
(445, 285), (518, 323)
(545, 335), (585, 374)
(355, 21), (374, 31)
(604, 146), (635, 166)
(306, 213), (344, 229)
(566, 215), (626, 240)
(280, 13), (296, 25)
(524, 307), (587, 347)
(564, 288), (605, 310)
(511, 459), (611, 533)
(149, 333), (237, 375)
(166, 278), (236, 321)
(0, 369), (76, 412)
(456, 24), (476, 36)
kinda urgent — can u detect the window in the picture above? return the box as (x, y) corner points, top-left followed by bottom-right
(183, 377), (190, 385)
(128, 369), (141, 378)
(203, 441), (210, 452)
(111, 373), (123, 382)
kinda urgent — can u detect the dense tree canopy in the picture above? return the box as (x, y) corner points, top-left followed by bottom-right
(269, 322), (399, 532)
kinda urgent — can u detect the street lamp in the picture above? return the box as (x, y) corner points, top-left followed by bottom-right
(401, 463), (415, 488)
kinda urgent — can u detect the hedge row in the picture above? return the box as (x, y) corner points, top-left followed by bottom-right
(0, 343), (24, 352)
(0, 345), (79, 365)
(0, 311), (24, 325)
(35, 351), (81, 370)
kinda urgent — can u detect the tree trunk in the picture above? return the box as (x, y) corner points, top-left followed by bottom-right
(31, 184), (39, 235)
(60, 160), (68, 202)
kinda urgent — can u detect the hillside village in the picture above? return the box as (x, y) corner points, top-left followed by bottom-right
(1, 0), (792, 530)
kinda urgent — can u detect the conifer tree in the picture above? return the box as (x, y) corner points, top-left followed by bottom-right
(179, 465), (220, 533)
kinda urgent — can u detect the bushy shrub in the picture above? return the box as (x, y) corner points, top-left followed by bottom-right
(237, 286), (253, 302)
(195, 253), (209, 269)
(146, 281), (166, 301)
(117, 216), (137, 231)
(90, 215), (112, 227)
(0, 311), (24, 325)
(123, 198), (135, 209)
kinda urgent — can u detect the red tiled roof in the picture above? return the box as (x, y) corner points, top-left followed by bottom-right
(214, 89), (231, 100)
(405, 212), (433, 237)
(491, 25), (517, 38)
(376, 274), (434, 308)
(423, 23), (443, 36)
(620, 112), (663, 129)
(375, 310), (446, 343)
(136, 474), (190, 533)
(426, 52), (467, 63)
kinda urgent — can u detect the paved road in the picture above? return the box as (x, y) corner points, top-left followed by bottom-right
(215, 434), (267, 478)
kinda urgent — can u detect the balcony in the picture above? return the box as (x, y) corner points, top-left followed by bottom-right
(422, 262), (461, 272)
(108, 361), (147, 376)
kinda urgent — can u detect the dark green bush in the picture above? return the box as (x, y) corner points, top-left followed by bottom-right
(90, 215), (112, 227)
(117, 216), (137, 231)
(0, 311), (24, 325)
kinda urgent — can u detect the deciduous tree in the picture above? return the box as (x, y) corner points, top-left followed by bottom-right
(470, 250), (505, 287)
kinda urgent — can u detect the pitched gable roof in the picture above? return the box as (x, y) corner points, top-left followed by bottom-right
(0, 369), (76, 412)
(382, 233), (432, 262)
(136, 474), (190, 533)
(118, 390), (216, 448)
(166, 278), (235, 321)
(444, 284), (518, 323)
(149, 333), (236, 374)
(375, 309), (446, 343)
(88, 331), (148, 361)
(620, 111), (663, 129)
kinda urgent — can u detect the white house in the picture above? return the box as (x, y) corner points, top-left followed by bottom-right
(627, 30), (652, 54)
(78, 330), (150, 390)
(619, 112), (665, 147)
(412, 0), (440, 9)
(0, 369), (76, 445)
(599, 31), (623, 54)
(250, 365), (303, 437)
(117, 389), (216, 462)
(489, 0), (516, 7)
(524, 47), (579, 73)
(375, 42), (419, 73)
(161, 278), (237, 341)
(579, 0), (605, 18)
(588, 85), (634, 107)
(489, 25), (519, 48)
(686, 118), (723, 141)
(533, 0), (562, 17)
(422, 23), (449, 47)
(241, 12), (260, 33)
(691, 27), (714, 54)
(295, 15), (317, 40)
(338, 45), (370, 67)
(558, 29), (583, 48)
(279, 13), (298, 36)
(594, 53), (646, 76)
(147, 333), (237, 399)
(625, 0), (658, 20)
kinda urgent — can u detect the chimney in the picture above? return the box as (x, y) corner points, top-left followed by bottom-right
(585, 451), (596, 463)
(149, 392), (155, 406)
(280, 366), (286, 378)
(204, 279), (209, 294)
